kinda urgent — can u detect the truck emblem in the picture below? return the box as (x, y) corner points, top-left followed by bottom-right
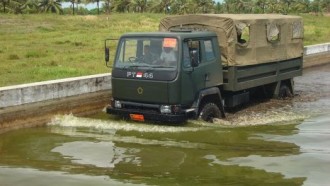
(137, 87), (143, 95)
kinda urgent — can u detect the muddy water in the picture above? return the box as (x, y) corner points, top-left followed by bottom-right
(1, 64), (330, 186)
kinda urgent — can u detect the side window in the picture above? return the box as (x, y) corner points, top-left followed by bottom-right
(266, 23), (280, 42)
(183, 43), (191, 68)
(203, 40), (215, 61)
(292, 21), (303, 39)
(188, 40), (201, 64)
(182, 40), (201, 68)
(118, 39), (137, 63)
(236, 23), (249, 45)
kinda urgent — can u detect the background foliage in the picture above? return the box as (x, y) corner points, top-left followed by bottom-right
(0, 0), (329, 15)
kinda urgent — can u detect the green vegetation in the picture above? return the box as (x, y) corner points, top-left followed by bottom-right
(0, 14), (164, 86)
(1, 0), (329, 15)
(0, 13), (329, 87)
(302, 14), (330, 45)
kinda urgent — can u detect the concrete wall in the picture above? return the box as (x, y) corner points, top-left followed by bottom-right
(303, 43), (330, 68)
(304, 43), (330, 55)
(0, 73), (111, 108)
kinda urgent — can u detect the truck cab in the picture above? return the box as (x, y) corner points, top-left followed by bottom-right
(106, 32), (225, 123)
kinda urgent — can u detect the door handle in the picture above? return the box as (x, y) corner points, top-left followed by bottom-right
(205, 73), (210, 81)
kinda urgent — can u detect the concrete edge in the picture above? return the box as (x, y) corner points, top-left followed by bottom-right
(0, 73), (112, 108)
(0, 90), (111, 134)
(304, 43), (330, 55)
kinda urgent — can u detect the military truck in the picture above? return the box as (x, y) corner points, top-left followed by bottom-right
(105, 14), (304, 123)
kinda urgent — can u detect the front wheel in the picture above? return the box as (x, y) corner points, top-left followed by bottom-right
(199, 103), (221, 122)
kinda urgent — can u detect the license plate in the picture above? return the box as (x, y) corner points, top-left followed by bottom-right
(130, 114), (145, 122)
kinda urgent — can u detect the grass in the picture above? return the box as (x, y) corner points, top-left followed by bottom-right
(0, 13), (329, 87)
(0, 13), (165, 87)
(301, 14), (330, 45)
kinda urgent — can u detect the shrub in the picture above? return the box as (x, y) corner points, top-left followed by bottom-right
(8, 54), (20, 60)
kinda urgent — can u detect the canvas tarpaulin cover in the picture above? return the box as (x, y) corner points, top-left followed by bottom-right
(159, 14), (304, 66)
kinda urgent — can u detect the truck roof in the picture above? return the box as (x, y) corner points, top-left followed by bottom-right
(160, 14), (304, 67)
(120, 31), (217, 39)
(199, 14), (301, 21)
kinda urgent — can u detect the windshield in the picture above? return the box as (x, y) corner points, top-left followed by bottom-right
(115, 37), (178, 70)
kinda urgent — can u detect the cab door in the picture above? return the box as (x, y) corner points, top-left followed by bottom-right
(180, 38), (222, 105)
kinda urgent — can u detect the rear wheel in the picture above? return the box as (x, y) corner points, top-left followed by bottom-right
(199, 103), (221, 122)
(279, 84), (293, 98)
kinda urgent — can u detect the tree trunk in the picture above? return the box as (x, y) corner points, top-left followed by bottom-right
(97, 1), (99, 14)
(72, 3), (75, 15)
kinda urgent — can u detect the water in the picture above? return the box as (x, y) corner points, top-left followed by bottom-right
(1, 113), (330, 185)
(1, 64), (330, 186)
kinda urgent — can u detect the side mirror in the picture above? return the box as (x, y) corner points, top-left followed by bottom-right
(105, 47), (111, 68)
(104, 38), (119, 68)
(105, 47), (110, 63)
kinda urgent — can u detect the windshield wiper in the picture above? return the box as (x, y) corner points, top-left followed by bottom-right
(120, 65), (151, 70)
(151, 65), (175, 69)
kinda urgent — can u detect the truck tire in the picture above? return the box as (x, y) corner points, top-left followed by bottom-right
(199, 103), (221, 122)
(279, 84), (293, 98)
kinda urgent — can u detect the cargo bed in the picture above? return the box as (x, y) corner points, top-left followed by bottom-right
(223, 57), (303, 91)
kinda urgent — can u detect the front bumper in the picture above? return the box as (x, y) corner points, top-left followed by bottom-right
(106, 106), (188, 124)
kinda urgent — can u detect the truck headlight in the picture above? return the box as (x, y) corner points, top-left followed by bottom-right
(160, 105), (171, 114)
(114, 100), (122, 108)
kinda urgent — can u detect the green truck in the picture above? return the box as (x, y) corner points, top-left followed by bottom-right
(105, 14), (304, 123)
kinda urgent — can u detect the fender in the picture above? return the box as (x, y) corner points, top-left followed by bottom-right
(189, 87), (225, 118)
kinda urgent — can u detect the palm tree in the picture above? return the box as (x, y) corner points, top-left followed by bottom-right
(171, 0), (191, 14)
(7, 0), (24, 13)
(103, 0), (113, 14)
(281, 0), (296, 14)
(223, 0), (231, 13)
(0, 0), (10, 13)
(39, 0), (63, 14)
(234, 0), (245, 13)
(224, 0), (240, 13)
(131, 0), (147, 13)
(255, 0), (267, 13)
(112, 0), (131, 13)
(22, 0), (38, 13)
(214, 2), (222, 14)
(192, 0), (214, 13)
(150, 0), (173, 14)
(310, 0), (322, 14)
(267, 0), (281, 13)
(85, 0), (101, 14)
(67, 0), (78, 15)
(294, 0), (311, 13)
(321, 0), (330, 13)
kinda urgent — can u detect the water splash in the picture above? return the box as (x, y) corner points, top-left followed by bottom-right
(48, 114), (202, 133)
(215, 107), (309, 127)
(189, 103), (310, 127)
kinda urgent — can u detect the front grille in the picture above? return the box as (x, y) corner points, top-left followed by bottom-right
(122, 103), (159, 114)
